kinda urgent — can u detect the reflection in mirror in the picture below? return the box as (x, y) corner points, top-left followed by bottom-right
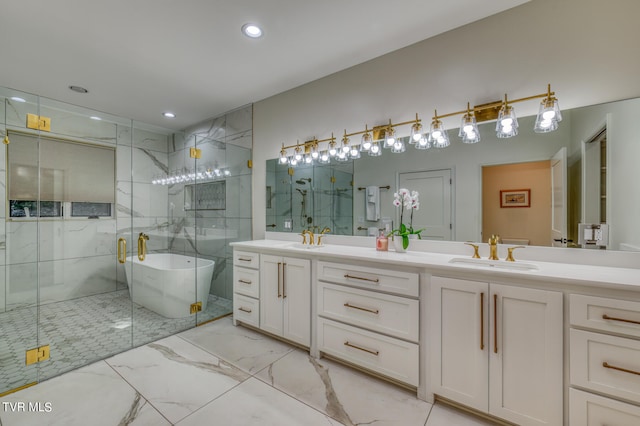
(266, 160), (353, 235)
(266, 97), (640, 251)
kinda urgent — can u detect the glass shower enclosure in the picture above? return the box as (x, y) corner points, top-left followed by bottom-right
(0, 87), (246, 395)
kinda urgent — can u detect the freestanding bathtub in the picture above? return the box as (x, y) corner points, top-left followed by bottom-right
(124, 253), (215, 318)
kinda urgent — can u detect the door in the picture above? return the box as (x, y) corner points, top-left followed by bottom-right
(430, 276), (489, 412)
(550, 147), (567, 247)
(282, 257), (311, 346)
(260, 254), (284, 336)
(489, 284), (563, 426)
(398, 169), (452, 240)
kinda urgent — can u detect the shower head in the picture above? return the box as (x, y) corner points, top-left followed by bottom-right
(295, 178), (312, 185)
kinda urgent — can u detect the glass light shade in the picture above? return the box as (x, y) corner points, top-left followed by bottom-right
(496, 104), (519, 138)
(310, 144), (319, 159)
(341, 136), (350, 154)
(360, 132), (372, 151)
(414, 137), (431, 150)
(368, 141), (382, 156)
(279, 153), (288, 164)
(391, 137), (406, 153)
(459, 113), (481, 144)
(384, 127), (396, 148)
(304, 154), (313, 164)
(335, 150), (349, 162)
(534, 97), (562, 133)
(318, 150), (330, 164)
(288, 156), (298, 166)
(294, 146), (303, 161)
(328, 142), (338, 157)
(429, 119), (450, 148)
(410, 122), (423, 145)
(349, 145), (361, 159)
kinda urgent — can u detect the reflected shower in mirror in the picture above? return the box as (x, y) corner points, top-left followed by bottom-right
(266, 97), (640, 251)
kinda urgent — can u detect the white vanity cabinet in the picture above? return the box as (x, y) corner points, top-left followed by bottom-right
(260, 254), (311, 347)
(569, 294), (640, 425)
(315, 261), (420, 386)
(430, 276), (563, 426)
(232, 250), (261, 327)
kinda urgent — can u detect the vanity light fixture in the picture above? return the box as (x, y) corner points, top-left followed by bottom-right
(360, 125), (372, 152)
(369, 140), (382, 156)
(534, 84), (562, 133)
(428, 111), (450, 148)
(496, 94), (518, 138)
(384, 120), (396, 148)
(459, 103), (480, 144)
(410, 113), (424, 145)
(341, 130), (350, 154)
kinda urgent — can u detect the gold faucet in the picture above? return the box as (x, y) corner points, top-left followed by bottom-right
(317, 227), (331, 245)
(488, 234), (500, 260)
(306, 228), (315, 245)
(300, 230), (308, 245)
(505, 246), (525, 262)
(138, 232), (149, 261)
(464, 242), (480, 259)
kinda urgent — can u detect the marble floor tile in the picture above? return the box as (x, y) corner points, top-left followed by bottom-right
(255, 348), (431, 426)
(178, 317), (294, 374)
(176, 377), (341, 426)
(425, 403), (500, 425)
(0, 361), (169, 426)
(105, 334), (249, 424)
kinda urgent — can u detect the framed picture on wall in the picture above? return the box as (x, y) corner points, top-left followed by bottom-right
(500, 189), (531, 208)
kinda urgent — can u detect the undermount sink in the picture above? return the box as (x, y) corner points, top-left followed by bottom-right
(448, 257), (539, 271)
(287, 243), (325, 250)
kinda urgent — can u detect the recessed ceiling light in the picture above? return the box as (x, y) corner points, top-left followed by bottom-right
(10, 96), (26, 103)
(163, 112), (176, 118)
(90, 116), (102, 121)
(241, 23), (263, 38)
(69, 85), (89, 93)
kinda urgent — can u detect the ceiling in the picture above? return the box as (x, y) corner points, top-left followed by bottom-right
(0, 0), (528, 130)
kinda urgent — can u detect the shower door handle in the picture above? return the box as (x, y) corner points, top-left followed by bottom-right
(117, 238), (127, 264)
(138, 232), (149, 261)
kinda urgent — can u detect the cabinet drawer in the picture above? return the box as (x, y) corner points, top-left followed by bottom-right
(233, 266), (259, 298)
(571, 294), (640, 339)
(570, 388), (640, 426)
(317, 318), (419, 386)
(570, 329), (640, 403)
(233, 294), (259, 327)
(317, 261), (419, 297)
(317, 282), (419, 342)
(234, 250), (259, 269)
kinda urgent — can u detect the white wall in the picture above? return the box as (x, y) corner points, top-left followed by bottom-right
(252, 0), (640, 238)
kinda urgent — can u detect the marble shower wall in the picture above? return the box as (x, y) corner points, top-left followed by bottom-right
(168, 105), (253, 301)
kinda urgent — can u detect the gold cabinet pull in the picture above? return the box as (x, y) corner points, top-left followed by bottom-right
(117, 238), (127, 264)
(282, 262), (287, 298)
(344, 341), (379, 356)
(480, 292), (485, 351)
(238, 307), (252, 313)
(493, 293), (498, 354)
(238, 257), (252, 262)
(344, 303), (379, 315)
(602, 314), (640, 326)
(603, 362), (640, 376)
(238, 279), (252, 285)
(344, 274), (380, 283)
(277, 262), (282, 298)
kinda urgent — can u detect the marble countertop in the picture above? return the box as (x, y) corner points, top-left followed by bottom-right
(231, 239), (640, 292)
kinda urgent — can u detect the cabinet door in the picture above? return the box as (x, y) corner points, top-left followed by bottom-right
(489, 284), (563, 426)
(431, 276), (489, 412)
(260, 254), (284, 336)
(283, 257), (311, 346)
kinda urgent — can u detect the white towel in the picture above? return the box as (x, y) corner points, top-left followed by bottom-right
(365, 186), (380, 221)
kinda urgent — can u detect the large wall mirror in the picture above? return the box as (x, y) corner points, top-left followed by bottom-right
(265, 96), (640, 252)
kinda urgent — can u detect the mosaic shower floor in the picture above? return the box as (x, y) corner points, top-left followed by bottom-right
(0, 290), (232, 395)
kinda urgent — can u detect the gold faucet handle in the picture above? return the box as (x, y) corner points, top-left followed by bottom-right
(464, 242), (481, 259)
(505, 246), (525, 262)
(300, 231), (308, 245)
(317, 228), (330, 246)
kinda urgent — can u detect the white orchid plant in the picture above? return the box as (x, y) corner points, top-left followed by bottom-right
(388, 188), (424, 249)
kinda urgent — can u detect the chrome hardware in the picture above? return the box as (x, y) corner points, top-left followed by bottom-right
(117, 238), (127, 264)
(505, 245), (525, 262)
(344, 341), (379, 356)
(602, 314), (640, 326)
(344, 303), (379, 315)
(465, 242), (480, 259)
(137, 232), (149, 261)
(603, 361), (640, 376)
(344, 274), (380, 283)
